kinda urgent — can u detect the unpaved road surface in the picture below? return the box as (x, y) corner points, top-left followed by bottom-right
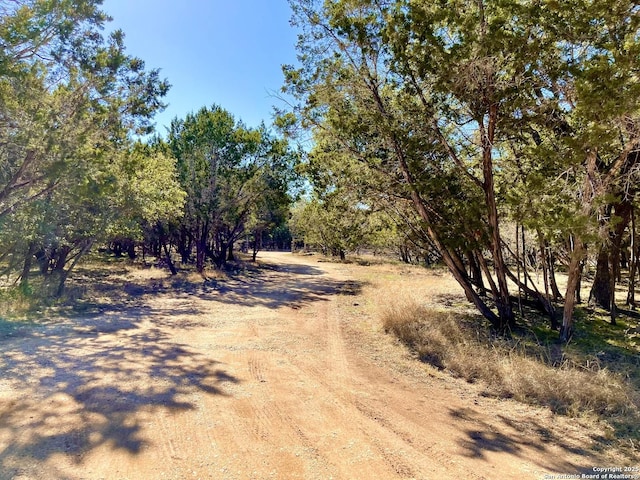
(0, 252), (615, 479)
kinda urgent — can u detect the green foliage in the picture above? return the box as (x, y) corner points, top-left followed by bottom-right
(168, 105), (299, 270)
(290, 196), (363, 258)
(285, 0), (640, 333)
(112, 144), (186, 237)
(0, 0), (171, 295)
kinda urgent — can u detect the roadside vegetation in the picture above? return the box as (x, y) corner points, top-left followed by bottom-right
(383, 303), (639, 415)
(284, 0), (640, 344)
(367, 261), (640, 459)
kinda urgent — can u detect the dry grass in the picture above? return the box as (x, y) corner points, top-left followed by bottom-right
(381, 300), (635, 417)
(0, 286), (34, 318)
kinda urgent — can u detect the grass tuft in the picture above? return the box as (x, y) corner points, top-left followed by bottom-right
(382, 300), (637, 418)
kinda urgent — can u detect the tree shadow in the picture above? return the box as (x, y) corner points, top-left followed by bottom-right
(0, 255), (363, 477)
(205, 266), (366, 309)
(0, 308), (238, 477)
(69, 259), (367, 313)
(257, 261), (325, 276)
(0, 316), (41, 340)
(450, 407), (611, 473)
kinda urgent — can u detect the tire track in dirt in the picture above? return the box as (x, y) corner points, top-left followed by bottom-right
(290, 299), (468, 480)
(259, 254), (595, 479)
(271, 277), (447, 479)
(0, 252), (614, 479)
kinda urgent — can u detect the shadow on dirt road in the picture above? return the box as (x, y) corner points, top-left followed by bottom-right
(71, 258), (366, 313)
(0, 254), (365, 478)
(0, 306), (238, 477)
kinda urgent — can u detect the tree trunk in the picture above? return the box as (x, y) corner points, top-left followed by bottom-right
(467, 249), (485, 293)
(537, 231), (553, 320)
(162, 241), (177, 275)
(178, 228), (192, 264)
(589, 201), (632, 318)
(522, 226), (529, 291)
(590, 246), (612, 310)
(610, 201), (632, 322)
(252, 229), (262, 261)
(53, 245), (71, 272)
(441, 244), (501, 328)
(609, 252), (617, 325)
(54, 240), (94, 297)
(515, 224), (523, 315)
(112, 242), (123, 257)
(126, 240), (136, 259)
(195, 223), (208, 274)
(36, 249), (50, 275)
(548, 251), (563, 300)
(404, 175), (502, 329)
(504, 266), (557, 324)
(562, 149), (600, 341)
(561, 240), (586, 342)
(481, 104), (514, 329)
(19, 243), (36, 288)
(476, 252), (500, 301)
(369, 74), (505, 329)
(628, 204), (638, 308)
(575, 258), (584, 304)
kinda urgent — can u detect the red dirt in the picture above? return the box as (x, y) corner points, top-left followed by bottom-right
(0, 252), (623, 479)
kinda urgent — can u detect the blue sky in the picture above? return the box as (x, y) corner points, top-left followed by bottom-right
(102, 0), (299, 136)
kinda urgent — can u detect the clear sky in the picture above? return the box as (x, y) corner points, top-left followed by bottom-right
(102, 0), (299, 136)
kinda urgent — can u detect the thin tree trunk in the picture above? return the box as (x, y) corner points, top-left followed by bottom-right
(504, 266), (557, 323)
(567, 235), (583, 304)
(162, 242), (178, 275)
(516, 224), (523, 316)
(126, 240), (136, 259)
(609, 253), (617, 325)
(561, 239), (586, 342)
(18, 242), (36, 288)
(589, 201), (632, 316)
(467, 249), (485, 293)
(252, 230), (262, 261)
(548, 250), (563, 300)
(52, 245), (71, 273)
(562, 149), (599, 342)
(590, 246), (612, 309)
(522, 225), (528, 291)
(196, 222), (208, 274)
(55, 240), (94, 297)
(575, 256), (584, 304)
(178, 228), (192, 264)
(537, 230), (553, 320)
(628, 204), (638, 308)
(405, 177), (501, 328)
(477, 252), (500, 301)
(481, 104), (514, 328)
(609, 201), (632, 322)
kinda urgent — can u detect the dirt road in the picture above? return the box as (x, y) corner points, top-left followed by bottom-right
(0, 252), (612, 479)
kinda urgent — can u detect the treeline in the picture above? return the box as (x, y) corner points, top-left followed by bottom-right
(0, 1), (298, 298)
(159, 106), (299, 274)
(282, 0), (640, 341)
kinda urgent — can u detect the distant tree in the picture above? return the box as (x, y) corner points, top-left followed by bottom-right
(168, 106), (298, 273)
